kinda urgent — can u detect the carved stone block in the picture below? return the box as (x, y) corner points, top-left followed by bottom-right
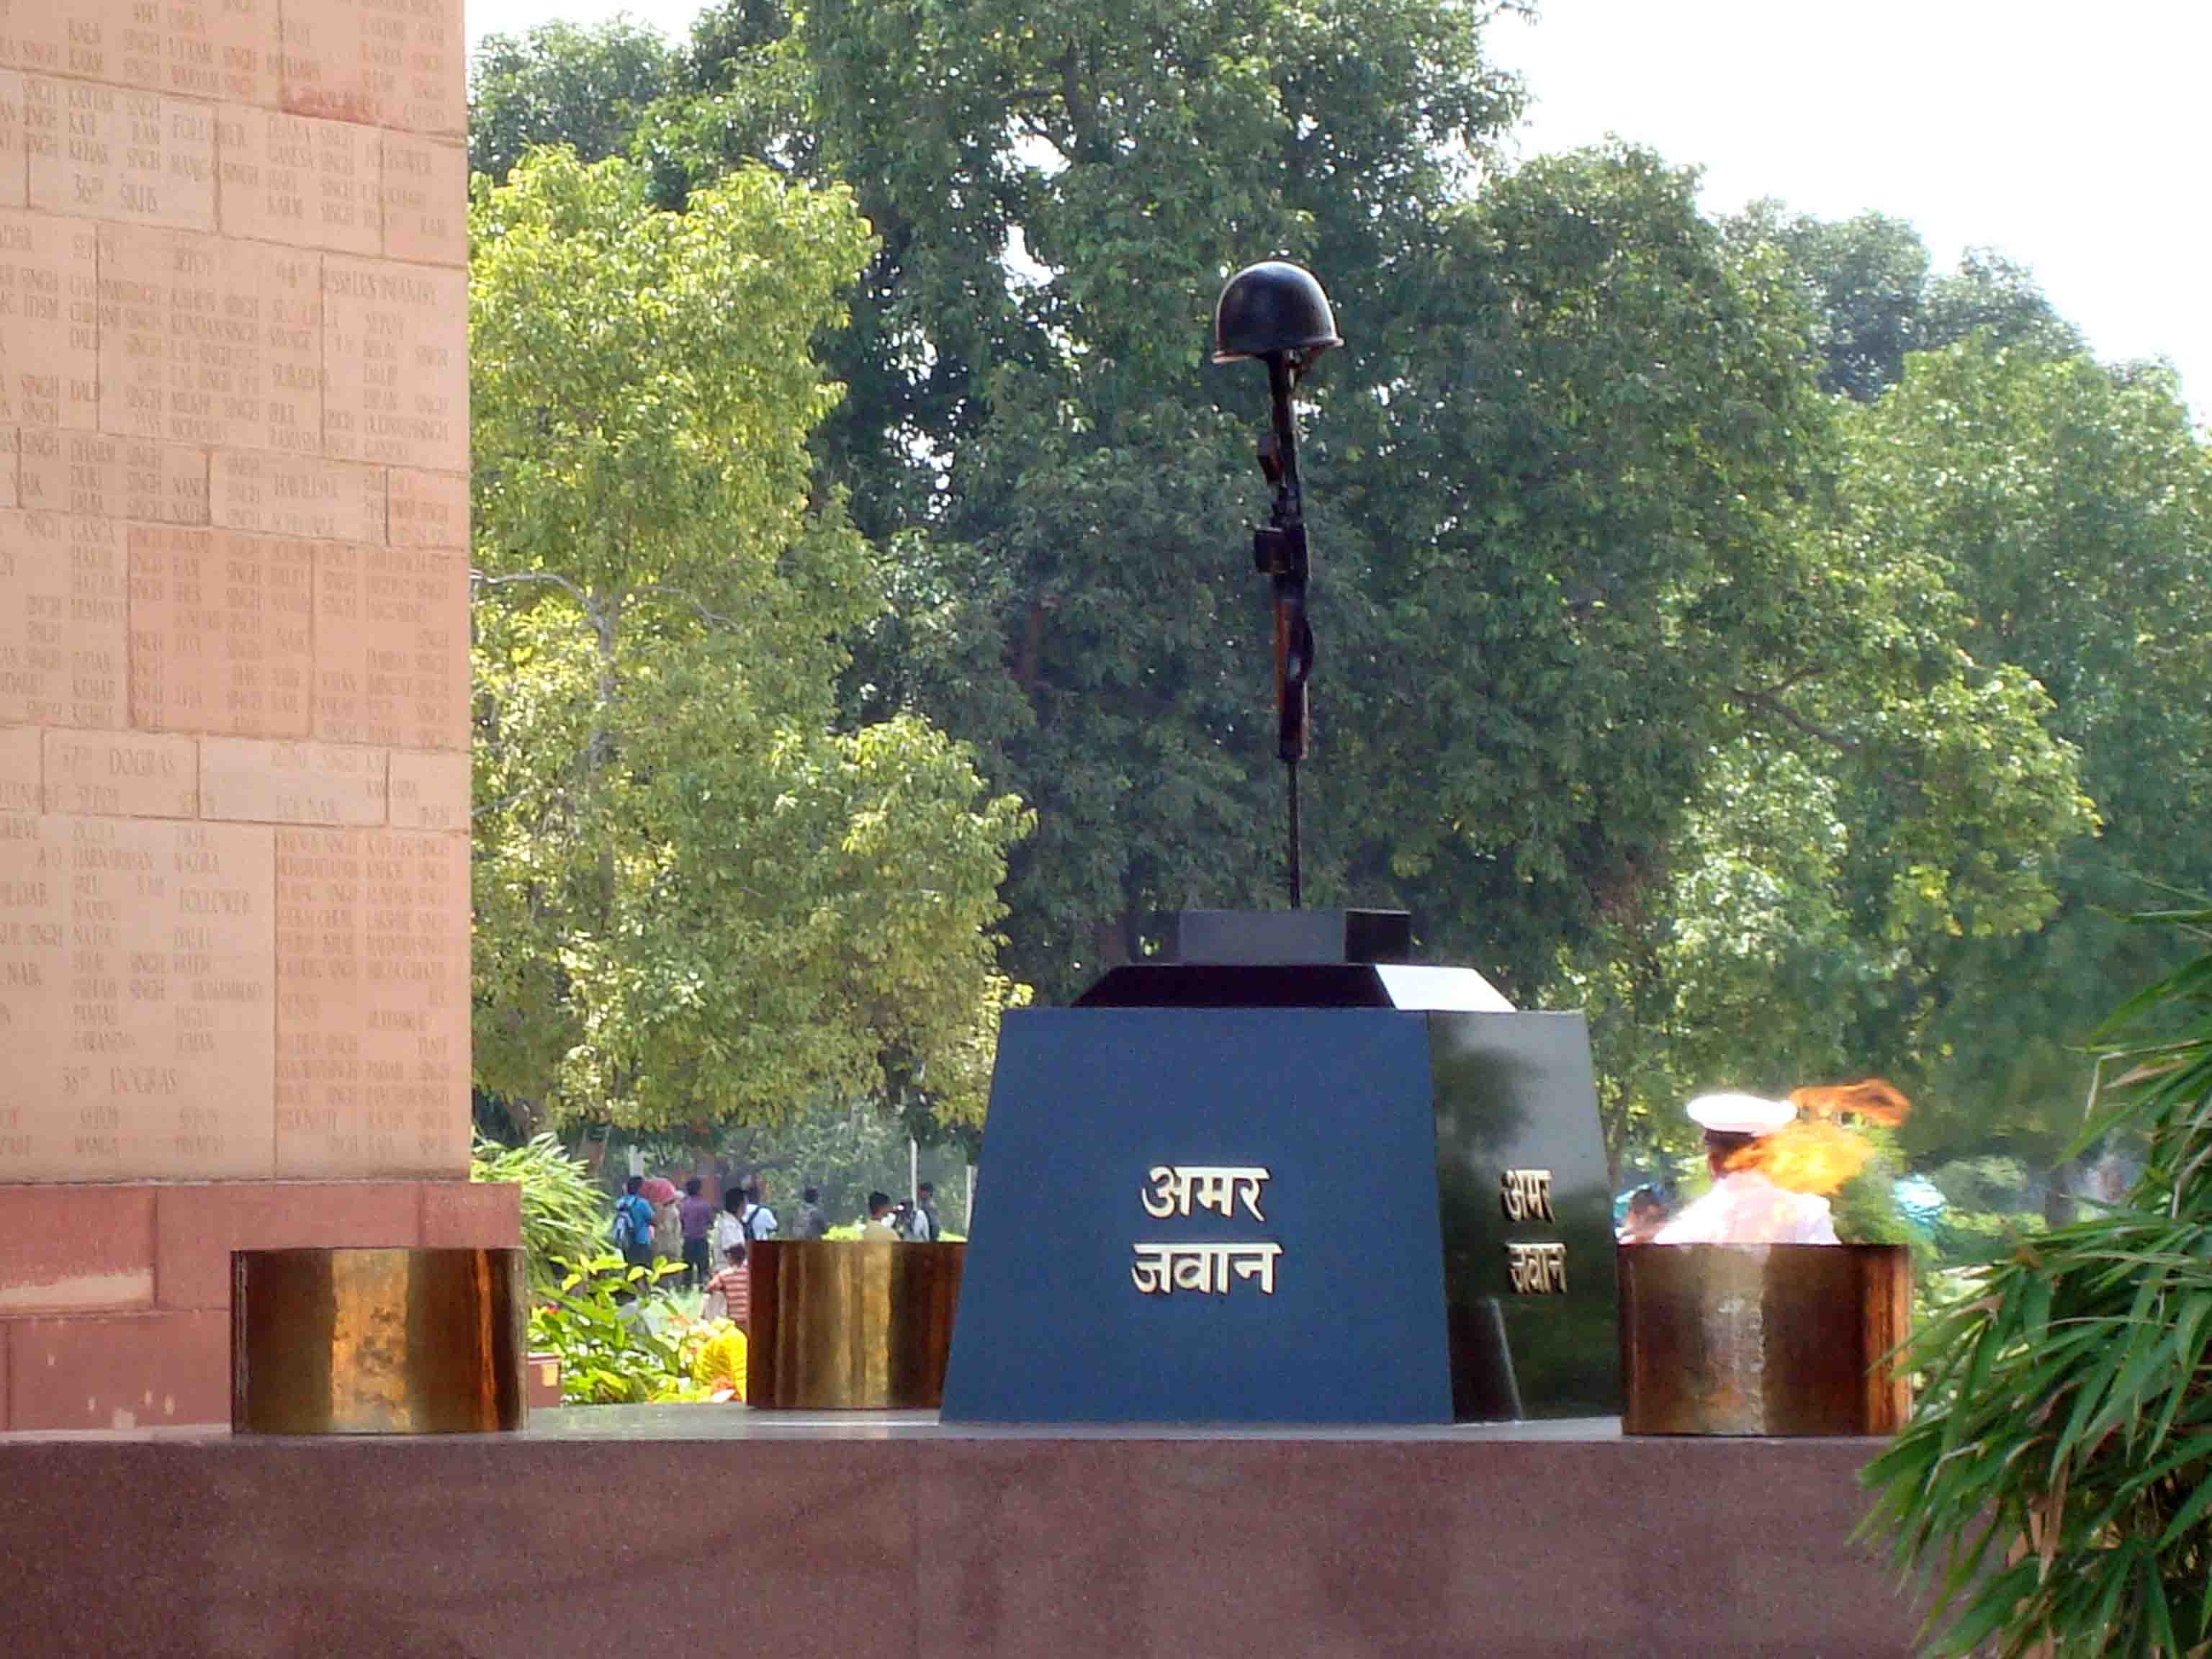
(0, 721), (36, 811)
(274, 826), (468, 1177)
(209, 450), (383, 544)
(216, 102), (380, 253)
(0, 814), (275, 1181)
(275, 0), (465, 138)
(0, 510), (126, 727)
(127, 524), (313, 737)
(19, 428), (208, 523)
(0, 208), (99, 431)
(26, 78), (217, 232)
(42, 729), (197, 817)
(96, 222), (321, 454)
(0, 0), (280, 107)
(199, 735), (386, 824)
(387, 749), (466, 830)
(321, 257), (464, 471)
(313, 541), (464, 750)
(385, 467), (465, 549)
(378, 133), (463, 266)
(0, 71), (24, 210)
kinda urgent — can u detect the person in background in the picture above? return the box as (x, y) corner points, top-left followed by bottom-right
(910, 1180), (940, 1242)
(860, 1191), (898, 1238)
(739, 1180), (779, 1244)
(713, 1185), (750, 1262)
(702, 1240), (750, 1329)
(1617, 1187), (1668, 1244)
(614, 1176), (657, 1272)
(1654, 1093), (1839, 1245)
(652, 1190), (683, 1264)
(794, 1186), (830, 1241)
(678, 1177), (716, 1288)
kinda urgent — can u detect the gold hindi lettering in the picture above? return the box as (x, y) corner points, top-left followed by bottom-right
(1499, 1168), (1556, 1224)
(1130, 1241), (1284, 1297)
(1505, 1241), (1568, 1295)
(1142, 1164), (1271, 1220)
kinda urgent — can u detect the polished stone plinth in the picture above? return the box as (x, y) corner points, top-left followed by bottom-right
(0, 1409), (1924, 1656)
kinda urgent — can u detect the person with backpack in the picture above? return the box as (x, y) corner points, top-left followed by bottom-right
(613, 1176), (657, 1271)
(738, 1180), (778, 1244)
(793, 1186), (830, 1241)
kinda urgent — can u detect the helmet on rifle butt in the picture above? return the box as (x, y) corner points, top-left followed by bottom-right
(1212, 261), (1342, 364)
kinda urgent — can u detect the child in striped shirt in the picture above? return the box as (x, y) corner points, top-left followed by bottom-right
(702, 1241), (750, 1328)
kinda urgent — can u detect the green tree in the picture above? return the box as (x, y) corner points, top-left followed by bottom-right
(1846, 345), (2212, 1172)
(1353, 153), (2089, 1170)
(469, 150), (1029, 1135)
(469, 19), (679, 184)
(1730, 205), (2082, 401)
(812, 0), (1524, 996)
(459, 9), (2126, 1199)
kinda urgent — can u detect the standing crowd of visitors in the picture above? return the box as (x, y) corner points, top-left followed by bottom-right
(610, 1174), (948, 1331)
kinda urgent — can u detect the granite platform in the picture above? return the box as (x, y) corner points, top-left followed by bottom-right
(0, 1407), (1929, 1657)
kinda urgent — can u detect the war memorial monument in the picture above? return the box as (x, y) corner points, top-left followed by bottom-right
(0, 0), (508, 1432)
(0, 12), (1929, 1653)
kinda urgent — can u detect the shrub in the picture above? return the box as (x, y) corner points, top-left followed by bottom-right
(472, 1132), (609, 1298)
(527, 1256), (707, 1405)
(1863, 911), (2212, 1655)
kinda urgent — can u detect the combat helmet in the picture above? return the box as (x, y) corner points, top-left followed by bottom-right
(1212, 260), (1342, 364)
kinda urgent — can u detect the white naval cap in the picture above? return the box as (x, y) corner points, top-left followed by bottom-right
(1684, 1092), (1796, 1136)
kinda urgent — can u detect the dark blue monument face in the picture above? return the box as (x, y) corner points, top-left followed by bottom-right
(942, 1008), (1454, 1423)
(943, 920), (1622, 1424)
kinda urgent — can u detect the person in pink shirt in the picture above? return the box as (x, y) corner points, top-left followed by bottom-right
(1653, 1092), (1839, 1246)
(677, 1177), (717, 1288)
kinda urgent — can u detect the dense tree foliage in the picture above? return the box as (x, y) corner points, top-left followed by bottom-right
(469, 20), (679, 183)
(469, 151), (1027, 1133)
(465, 5), (2208, 1189)
(1729, 204), (2085, 401)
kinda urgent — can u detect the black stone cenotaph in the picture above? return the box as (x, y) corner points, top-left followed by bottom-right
(940, 264), (1620, 1424)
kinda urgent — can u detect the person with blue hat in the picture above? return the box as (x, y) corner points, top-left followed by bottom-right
(1653, 1092), (1840, 1246)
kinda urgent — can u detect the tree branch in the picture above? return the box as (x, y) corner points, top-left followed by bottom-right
(472, 567), (593, 608)
(631, 583), (740, 631)
(1731, 685), (1858, 750)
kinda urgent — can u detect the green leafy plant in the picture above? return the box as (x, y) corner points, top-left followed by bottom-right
(526, 1256), (707, 1405)
(472, 1132), (611, 1298)
(1863, 910), (2212, 1655)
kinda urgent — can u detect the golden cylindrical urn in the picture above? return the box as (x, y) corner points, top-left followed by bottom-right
(1619, 1242), (1911, 1436)
(747, 1239), (964, 1410)
(232, 1247), (529, 1434)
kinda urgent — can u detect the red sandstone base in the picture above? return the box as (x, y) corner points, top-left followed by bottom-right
(0, 1426), (1923, 1657)
(0, 1179), (520, 1430)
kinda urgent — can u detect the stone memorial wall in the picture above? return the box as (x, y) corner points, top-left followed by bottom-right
(0, 0), (511, 1432)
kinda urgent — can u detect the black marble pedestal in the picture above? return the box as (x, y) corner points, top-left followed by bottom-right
(942, 912), (1619, 1424)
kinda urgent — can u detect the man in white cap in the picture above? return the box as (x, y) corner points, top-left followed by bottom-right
(1653, 1092), (1840, 1246)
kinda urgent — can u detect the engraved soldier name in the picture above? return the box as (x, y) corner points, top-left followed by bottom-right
(1131, 1163), (1282, 1297)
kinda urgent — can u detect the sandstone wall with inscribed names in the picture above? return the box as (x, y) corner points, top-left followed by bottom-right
(0, 0), (467, 1184)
